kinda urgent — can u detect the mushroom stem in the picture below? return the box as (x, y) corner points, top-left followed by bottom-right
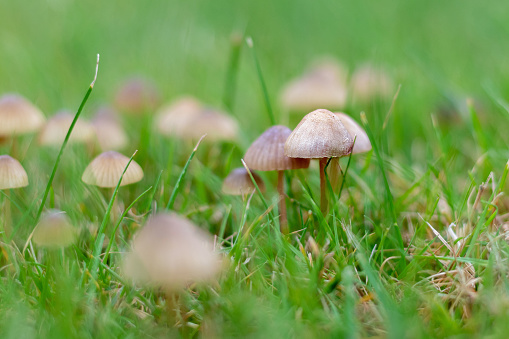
(277, 170), (288, 234)
(319, 157), (328, 214)
(2, 191), (12, 240)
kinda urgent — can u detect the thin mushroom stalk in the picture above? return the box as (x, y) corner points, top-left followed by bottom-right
(319, 158), (329, 215)
(277, 170), (288, 234)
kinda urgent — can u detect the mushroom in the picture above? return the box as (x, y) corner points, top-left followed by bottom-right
(91, 106), (128, 151)
(280, 59), (348, 113)
(154, 96), (202, 138)
(33, 210), (76, 248)
(82, 151), (143, 188)
(351, 64), (393, 103)
(222, 167), (265, 197)
(0, 93), (46, 137)
(244, 125), (310, 233)
(0, 155), (29, 237)
(181, 108), (239, 142)
(114, 77), (160, 115)
(38, 111), (96, 147)
(284, 109), (353, 213)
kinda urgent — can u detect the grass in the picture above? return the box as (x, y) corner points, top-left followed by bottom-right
(2, 0), (509, 338)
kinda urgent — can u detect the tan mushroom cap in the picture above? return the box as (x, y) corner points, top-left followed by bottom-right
(38, 111), (96, 146)
(114, 77), (160, 114)
(284, 109), (354, 159)
(123, 212), (221, 290)
(334, 112), (372, 154)
(33, 210), (76, 248)
(222, 167), (265, 195)
(82, 151), (143, 188)
(281, 60), (348, 112)
(244, 125), (310, 171)
(0, 155), (29, 189)
(0, 93), (46, 136)
(351, 64), (393, 102)
(92, 106), (128, 151)
(181, 108), (239, 142)
(155, 97), (202, 137)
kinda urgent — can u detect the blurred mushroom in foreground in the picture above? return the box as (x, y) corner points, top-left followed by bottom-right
(244, 125), (309, 234)
(281, 59), (348, 113)
(33, 210), (76, 248)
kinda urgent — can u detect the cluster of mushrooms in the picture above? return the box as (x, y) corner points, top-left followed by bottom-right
(0, 59), (387, 299)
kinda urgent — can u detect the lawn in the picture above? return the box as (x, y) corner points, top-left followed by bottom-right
(2, 0), (509, 338)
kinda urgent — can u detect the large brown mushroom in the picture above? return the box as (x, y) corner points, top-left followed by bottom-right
(244, 125), (310, 233)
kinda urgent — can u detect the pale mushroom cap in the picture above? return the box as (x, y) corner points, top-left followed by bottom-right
(124, 212), (221, 290)
(114, 78), (160, 114)
(181, 108), (239, 142)
(222, 167), (265, 195)
(351, 64), (393, 102)
(244, 125), (310, 171)
(0, 93), (46, 136)
(92, 107), (128, 151)
(0, 155), (29, 189)
(155, 97), (202, 137)
(284, 109), (354, 159)
(281, 61), (348, 112)
(82, 151), (144, 188)
(334, 112), (372, 154)
(33, 210), (76, 248)
(38, 111), (96, 146)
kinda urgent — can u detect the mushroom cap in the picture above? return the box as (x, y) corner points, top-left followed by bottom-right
(334, 112), (372, 154)
(92, 106), (128, 151)
(0, 155), (29, 189)
(222, 167), (265, 195)
(38, 111), (96, 146)
(181, 108), (239, 142)
(351, 64), (393, 102)
(124, 212), (221, 290)
(155, 97), (202, 137)
(281, 61), (348, 112)
(33, 210), (76, 248)
(82, 151), (143, 188)
(0, 93), (46, 136)
(114, 77), (160, 114)
(244, 125), (310, 171)
(284, 109), (354, 159)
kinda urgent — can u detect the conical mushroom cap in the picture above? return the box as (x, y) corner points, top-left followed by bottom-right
(38, 111), (95, 146)
(284, 109), (354, 158)
(82, 151), (143, 188)
(244, 125), (310, 171)
(124, 212), (221, 290)
(181, 108), (239, 142)
(0, 93), (46, 136)
(92, 107), (128, 151)
(155, 97), (202, 137)
(114, 77), (160, 114)
(281, 61), (348, 112)
(33, 210), (76, 248)
(222, 167), (265, 195)
(0, 155), (29, 189)
(334, 112), (372, 154)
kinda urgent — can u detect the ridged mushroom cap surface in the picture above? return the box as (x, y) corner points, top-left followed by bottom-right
(33, 210), (76, 248)
(244, 125), (310, 171)
(124, 213), (221, 290)
(334, 112), (372, 154)
(38, 111), (95, 146)
(222, 167), (265, 195)
(0, 94), (46, 136)
(155, 97), (202, 137)
(82, 151), (143, 188)
(92, 107), (128, 151)
(0, 155), (29, 189)
(284, 109), (354, 158)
